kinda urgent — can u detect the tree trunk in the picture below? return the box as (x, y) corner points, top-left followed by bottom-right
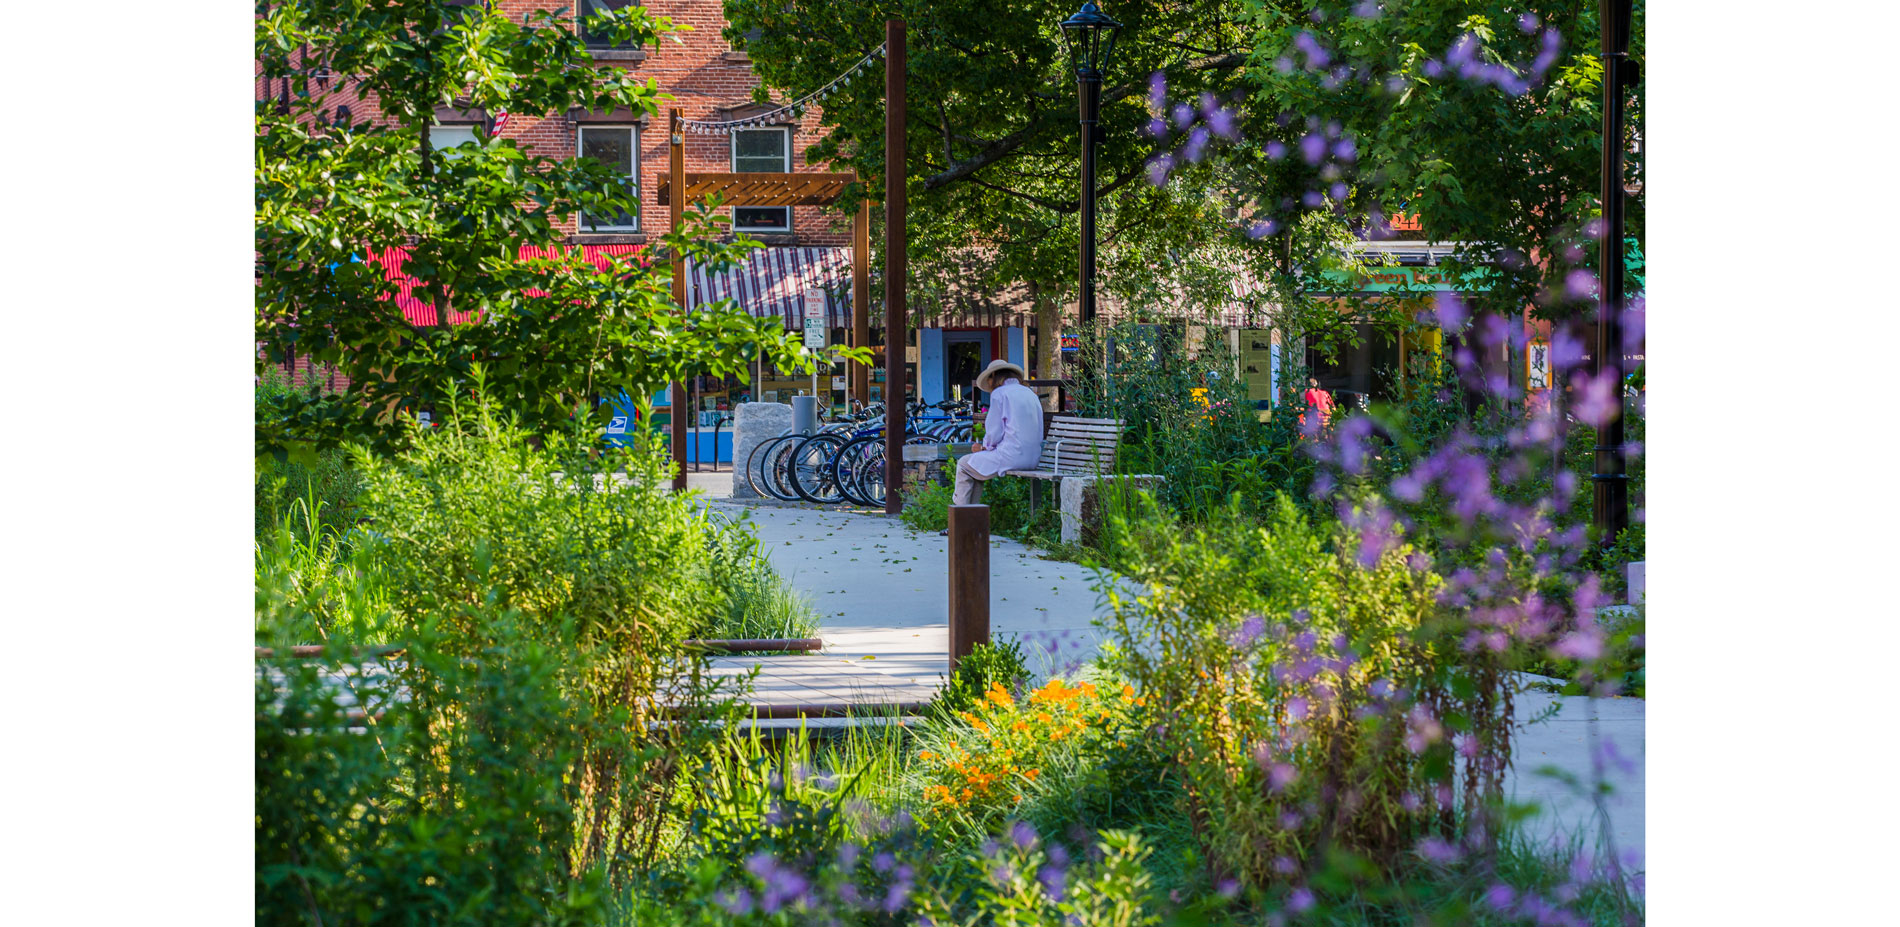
(1032, 281), (1062, 391)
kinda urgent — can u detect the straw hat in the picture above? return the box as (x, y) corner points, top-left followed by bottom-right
(974, 358), (1028, 393)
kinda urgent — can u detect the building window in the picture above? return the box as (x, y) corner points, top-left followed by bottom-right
(577, 125), (639, 232)
(577, 0), (637, 49)
(731, 126), (791, 233)
(428, 124), (480, 160)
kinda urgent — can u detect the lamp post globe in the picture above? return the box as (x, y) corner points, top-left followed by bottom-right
(1060, 2), (1121, 328)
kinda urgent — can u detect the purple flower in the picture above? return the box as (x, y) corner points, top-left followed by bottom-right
(717, 887), (754, 915)
(1011, 820), (1039, 850)
(1299, 132), (1327, 164)
(1268, 762), (1299, 792)
(1329, 182), (1349, 202)
(1207, 106), (1238, 140)
(1289, 886), (1316, 912)
(1233, 614), (1267, 648)
(1146, 155), (1173, 186)
(1518, 12), (1540, 33)
(1286, 697), (1310, 721)
(882, 881), (911, 914)
(1274, 855), (1299, 875)
(1147, 71), (1168, 110)
(1568, 368), (1620, 427)
(1293, 32), (1331, 69)
(1416, 836), (1462, 865)
(1354, 0), (1382, 19)
(1172, 102), (1194, 129)
(871, 851), (895, 874)
(1218, 878), (1241, 899)
(1145, 117), (1167, 138)
(1486, 883), (1517, 909)
(1275, 56), (1295, 73)
(1552, 628), (1604, 662)
(1185, 126), (1211, 162)
(1302, 190), (1324, 208)
(1331, 137), (1357, 161)
(1399, 791), (1422, 812)
(1423, 59), (1444, 78)
(1432, 291), (1468, 331)
(1266, 139), (1288, 161)
(1564, 269), (1597, 300)
(1249, 219), (1281, 239)
(1039, 864), (1066, 900)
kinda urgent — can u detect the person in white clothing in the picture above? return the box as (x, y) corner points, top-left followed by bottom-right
(952, 359), (1044, 507)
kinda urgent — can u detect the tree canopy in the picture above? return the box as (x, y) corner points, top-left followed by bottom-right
(255, 0), (830, 459)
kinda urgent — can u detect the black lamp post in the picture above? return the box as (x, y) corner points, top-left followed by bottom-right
(1060, 2), (1122, 326)
(1593, 0), (1634, 545)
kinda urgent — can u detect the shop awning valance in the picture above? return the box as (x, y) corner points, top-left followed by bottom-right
(367, 243), (649, 327)
(687, 246), (854, 330)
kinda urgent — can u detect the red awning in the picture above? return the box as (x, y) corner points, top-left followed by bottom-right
(368, 243), (651, 327)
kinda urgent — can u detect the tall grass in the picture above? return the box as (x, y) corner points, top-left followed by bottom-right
(704, 510), (822, 640)
(254, 488), (395, 646)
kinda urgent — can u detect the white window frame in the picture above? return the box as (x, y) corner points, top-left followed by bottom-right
(577, 124), (641, 233)
(730, 125), (793, 234)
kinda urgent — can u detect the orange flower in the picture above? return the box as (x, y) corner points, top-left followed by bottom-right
(1036, 711), (1053, 724)
(918, 751), (937, 761)
(1025, 768), (1041, 780)
(1012, 720), (1028, 732)
(1122, 684), (1136, 701)
(1135, 696), (1147, 707)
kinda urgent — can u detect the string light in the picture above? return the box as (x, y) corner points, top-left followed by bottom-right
(681, 41), (885, 132)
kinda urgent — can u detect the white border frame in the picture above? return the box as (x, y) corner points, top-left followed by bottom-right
(577, 124), (641, 233)
(730, 125), (792, 233)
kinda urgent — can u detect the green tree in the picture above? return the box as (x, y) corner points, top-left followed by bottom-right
(255, 0), (832, 459)
(1234, 0), (1645, 323)
(725, 0), (1266, 374)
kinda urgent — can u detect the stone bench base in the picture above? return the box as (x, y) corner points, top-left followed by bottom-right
(1058, 474), (1163, 545)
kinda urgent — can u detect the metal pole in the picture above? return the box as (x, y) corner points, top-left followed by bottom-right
(1593, 0), (1631, 543)
(883, 19), (908, 515)
(669, 108), (689, 491)
(1077, 68), (1101, 325)
(853, 192), (872, 404)
(947, 504), (991, 674)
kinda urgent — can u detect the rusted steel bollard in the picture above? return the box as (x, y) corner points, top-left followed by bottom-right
(947, 504), (991, 675)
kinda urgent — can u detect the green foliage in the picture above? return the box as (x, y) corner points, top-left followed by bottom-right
(1098, 494), (1506, 887)
(255, 630), (611, 926)
(257, 367), (363, 539)
(705, 511), (823, 640)
(931, 640), (1031, 717)
(256, 1), (851, 456)
(255, 491), (397, 646)
(913, 829), (1164, 927)
(344, 380), (747, 884)
(899, 481), (952, 533)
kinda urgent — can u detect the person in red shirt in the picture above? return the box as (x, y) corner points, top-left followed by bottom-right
(1300, 378), (1335, 435)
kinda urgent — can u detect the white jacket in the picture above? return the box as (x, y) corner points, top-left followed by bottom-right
(961, 378), (1044, 477)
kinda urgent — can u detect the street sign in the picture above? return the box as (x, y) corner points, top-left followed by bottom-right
(607, 416), (628, 435)
(803, 289), (828, 349)
(831, 375), (846, 390)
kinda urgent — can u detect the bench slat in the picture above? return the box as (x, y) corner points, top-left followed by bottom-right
(1049, 416), (1125, 426)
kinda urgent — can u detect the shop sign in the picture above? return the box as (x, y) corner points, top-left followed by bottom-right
(1059, 334), (1081, 354)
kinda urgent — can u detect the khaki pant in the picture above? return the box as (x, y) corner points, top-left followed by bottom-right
(952, 456), (989, 505)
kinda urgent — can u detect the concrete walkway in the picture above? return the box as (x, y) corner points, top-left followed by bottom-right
(707, 497), (1643, 858)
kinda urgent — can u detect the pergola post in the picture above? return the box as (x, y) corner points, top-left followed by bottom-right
(669, 108), (688, 491)
(852, 189), (871, 405)
(882, 18), (907, 516)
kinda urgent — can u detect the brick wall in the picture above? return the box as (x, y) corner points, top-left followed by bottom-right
(257, 2), (853, 246)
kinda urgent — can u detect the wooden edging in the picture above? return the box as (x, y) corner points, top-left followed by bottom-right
(303, 701), (931, 728)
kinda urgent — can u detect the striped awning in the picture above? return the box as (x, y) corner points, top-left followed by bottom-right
(686, 246), (855, 330)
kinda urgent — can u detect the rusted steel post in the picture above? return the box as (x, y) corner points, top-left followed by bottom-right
(883, 18), (907, 514)
(670, 108), (689, 491)
(947, 503), (990, 674)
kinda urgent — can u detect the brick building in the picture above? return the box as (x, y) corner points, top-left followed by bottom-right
(257, 1), (868, 401)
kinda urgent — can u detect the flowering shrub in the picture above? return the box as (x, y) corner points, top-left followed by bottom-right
(911, 677), (1139, 840)
(1100, 493), (1509, 888)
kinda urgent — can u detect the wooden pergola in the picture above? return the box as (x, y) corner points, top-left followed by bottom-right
(662, 111), (876, 489)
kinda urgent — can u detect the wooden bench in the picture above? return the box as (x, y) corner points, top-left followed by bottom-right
(1004, 416), (1126, 512)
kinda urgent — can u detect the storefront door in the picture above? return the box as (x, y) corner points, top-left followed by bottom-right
(943, 330), (992, 400)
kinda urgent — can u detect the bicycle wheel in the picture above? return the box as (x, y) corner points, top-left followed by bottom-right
(788, 432), (847, 504)
(854, 445), (887, 508)
(762, 434), (804, 502)
(831, 434), (884, 507)
(746, 431), (789, 499)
